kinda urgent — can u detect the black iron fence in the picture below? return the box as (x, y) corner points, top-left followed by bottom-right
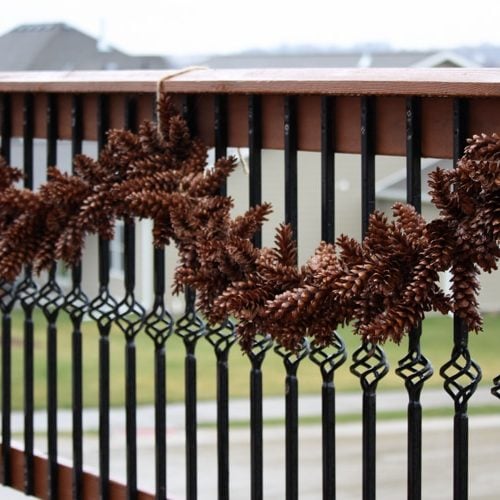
(0, 69), (499, 500)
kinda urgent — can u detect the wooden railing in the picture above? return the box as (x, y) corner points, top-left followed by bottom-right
(0, 68), (499, 500)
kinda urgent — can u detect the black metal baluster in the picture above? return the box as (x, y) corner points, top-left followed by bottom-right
(115, 223), (145, 500)
(175, 288), (204, 500)
(182, 95), (196, 135)
(350, 96), (389, 500)
(37, 263), (64, 500)
(36, 93), (65, 500)
(248, 95), (262, 248)
(62, 94), (88, 500)
(321, 95), (335, 244)
(0, 283), (15, 487)
(248, 95), (267, 499)
(143, 95), (173, 500)
(113, 96), (145, 500)
(310, 335), (346, 500)
(247, 335), (272, 500)
(16, 92), (37, 496)
(215, 94), (228, 196)
(439, 99), (481, 500)
(204, 93), (236, 500)
(18, 271), (37, 496)
(206, 321), (236, 500)
(64, 262), (88, 500)
(0, 92), (13, 487)
(177, 95), (205, 500)
(310, 95), (347, 500)
(145, 248), (173, 500)
(89, 94), (116, 500)
(275, 341), (309, 500)
(0, 93), (11, 162)
(89, 242), (116, 500)
(360, 96), (375, 237)
(284, 96), (298, 242)
(395, 96), (434, 500)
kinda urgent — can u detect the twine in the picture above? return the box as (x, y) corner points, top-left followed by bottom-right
(156, 66), (208, 132)
(156, 66), (250, 179)
(237, 147), (249, 175)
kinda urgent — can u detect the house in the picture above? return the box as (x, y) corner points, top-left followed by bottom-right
(200, 48), (482, 69)
(0, 23), (170, 70)
(0, 23), (169, 309)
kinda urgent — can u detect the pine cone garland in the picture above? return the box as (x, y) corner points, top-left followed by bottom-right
(0, 93), (498, 350)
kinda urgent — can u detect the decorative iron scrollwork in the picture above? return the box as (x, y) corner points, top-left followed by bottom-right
(37, 270), (64, 321)
(309, 331), (347, 380)
(275, 338), (310, 374)
(89, 288), (118, 331)
(205, 318), (236, 357)
(115, 293), (145, 340)
(396, 349), (433, 396)
(145, 301), (173, 347)
(440, 346), (482, 409)
(63, 284), (89, 323)
(351, 342), (389, 391)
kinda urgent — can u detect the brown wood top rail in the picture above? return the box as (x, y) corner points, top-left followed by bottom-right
(0, 68), (500, 96)
(2, 68), (500, 158)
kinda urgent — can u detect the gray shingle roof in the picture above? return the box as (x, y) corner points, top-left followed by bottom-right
(201, 49), (486, 69)
(0, 23), (169, 70)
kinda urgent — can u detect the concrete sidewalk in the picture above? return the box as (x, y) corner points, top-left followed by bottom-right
(7, 386), (497, 434)
(3, 387), (499, 499)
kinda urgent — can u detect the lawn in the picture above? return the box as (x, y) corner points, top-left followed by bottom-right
(2, 308), (500, 410)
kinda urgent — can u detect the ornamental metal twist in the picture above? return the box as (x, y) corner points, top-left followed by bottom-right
(175, 311), (205, 345)
(0, 279), (16, 313)
(89, 287), (118, 331)
(205, 318), (236, 358)
(491, 374), (500, 400)
(175, 289), (205, 346)
(275, 338), (310, 374)
(115, 293), (145, 340)
(396, 349), (433, 396)
(63, 284), (89, 323)
(309, 331), (347, 381)
(247, 334), (273, 368)
(17, 270), (38, 312)
(144, 301), (174, 347)
(440, 346), (482, 409)
(37, 271), (64, 321)
(350, 342), (389, 392)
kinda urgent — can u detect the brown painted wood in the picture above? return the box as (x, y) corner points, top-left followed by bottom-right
(227, 94), (248, 149)
(3, 71), (500, 159)
(82, 94), (98, 141)
(375, 96), (406, 157)
(335, 96), (361, 154)
(297, 95), (321, 151)
(262, 95), (285, 150)
(57, 94), (72, 140)
(0, 444), (155, 499)
(10, 93), (24, 138)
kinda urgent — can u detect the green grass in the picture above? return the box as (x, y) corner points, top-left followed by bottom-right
(2, 309), (500, 410)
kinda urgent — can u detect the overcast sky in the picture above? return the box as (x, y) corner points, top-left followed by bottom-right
(1, 0), (500, 59)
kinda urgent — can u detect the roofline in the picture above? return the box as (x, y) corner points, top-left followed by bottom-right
(411, 50), (481, 68)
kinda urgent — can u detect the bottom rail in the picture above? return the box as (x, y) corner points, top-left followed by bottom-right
(0, 442), (155, 500)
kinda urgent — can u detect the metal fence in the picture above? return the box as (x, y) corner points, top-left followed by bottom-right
(0, 69), (499, 500)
